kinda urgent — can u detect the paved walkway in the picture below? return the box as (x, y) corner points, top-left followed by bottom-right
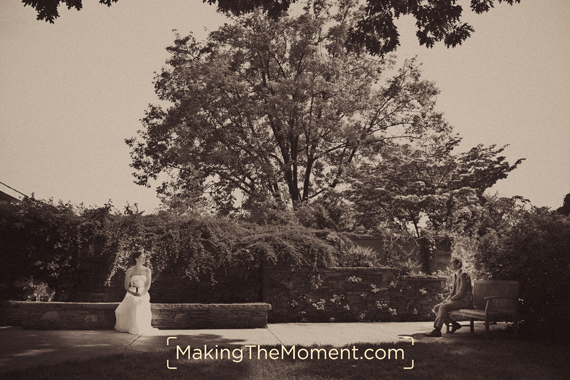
(0, 321), (499, 373)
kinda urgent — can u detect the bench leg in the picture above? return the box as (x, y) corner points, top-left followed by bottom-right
(485, 317), (490, 339)
(470, 318), (474, 333)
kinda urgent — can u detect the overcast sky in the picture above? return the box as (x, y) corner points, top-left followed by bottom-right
(1, 0), (568, 213)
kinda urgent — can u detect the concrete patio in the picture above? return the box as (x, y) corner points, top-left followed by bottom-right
(0, 320), (511, 373)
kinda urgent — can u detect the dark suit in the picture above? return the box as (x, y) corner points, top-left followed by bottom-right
(433, 269), (472, 329)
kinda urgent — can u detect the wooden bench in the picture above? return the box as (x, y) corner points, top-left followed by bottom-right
(446, 280), (519, 338)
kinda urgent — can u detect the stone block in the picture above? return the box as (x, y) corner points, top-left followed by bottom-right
(2, 301), (271, 330)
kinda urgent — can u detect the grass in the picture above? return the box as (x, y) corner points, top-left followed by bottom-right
(3, 338), (570, 380)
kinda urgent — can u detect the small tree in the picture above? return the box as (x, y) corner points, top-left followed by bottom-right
(345, 133), (523, 236)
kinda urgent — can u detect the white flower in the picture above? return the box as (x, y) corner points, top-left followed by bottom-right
(131, 277), (145, 288)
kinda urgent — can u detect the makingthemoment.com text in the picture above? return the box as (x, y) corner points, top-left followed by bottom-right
(175, 344), (406, 363)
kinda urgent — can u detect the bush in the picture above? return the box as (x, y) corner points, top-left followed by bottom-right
(0, 198), (113, 301)
(0, 199), (344, 302)
(13, 276), (56, 301)
(459, 206), (570, 342)
(336, 245), (382, 267)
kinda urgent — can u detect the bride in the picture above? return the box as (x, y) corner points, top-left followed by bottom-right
(114, 250), (158, 335)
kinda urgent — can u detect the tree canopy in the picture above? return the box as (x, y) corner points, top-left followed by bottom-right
(345, 134), (523, 235)
(557, 193), (570, 216)
(23, 0), (521, 55)
(126, 4), (457, 215)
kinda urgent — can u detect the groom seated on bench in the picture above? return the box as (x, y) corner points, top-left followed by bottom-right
(424, 258), (472, 337)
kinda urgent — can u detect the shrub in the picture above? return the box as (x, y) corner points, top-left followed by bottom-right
(394, 258), (425, 276)
(336, 245), (381, 267)
(13, 276), (55, 301)
(461, 206), (570, 342)
(0, 199), (343, 302)
(0, 198), (112, 301)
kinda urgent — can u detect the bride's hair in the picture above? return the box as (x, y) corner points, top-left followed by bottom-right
(130, 249), (144, 265)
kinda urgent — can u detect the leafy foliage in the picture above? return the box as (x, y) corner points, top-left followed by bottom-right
(0, 198), (342, 302)
(556, 193), (570, 216)
(394, 258), (425, 276)
(294, 191), (355, 230)
(127, 6), (452, 214)
(346, 133), (523, 236)
(348, 0), (521, 55)
(0, 198), (114, 301)
(22, 0), (118, 23)
(451, 197), (570, 342)
(23, 0), (521, 56)
(13, 276), (56, 301)
(336, 245), (380, 267)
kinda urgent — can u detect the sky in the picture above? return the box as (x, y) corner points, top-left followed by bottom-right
(1, 0), (569, 213)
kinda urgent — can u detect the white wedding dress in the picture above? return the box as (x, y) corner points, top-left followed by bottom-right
(114, 274), (158, 335)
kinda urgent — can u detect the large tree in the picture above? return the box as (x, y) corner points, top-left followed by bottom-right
(23, 0), (520, 55)
(345, 133), (524, 235)
(126, 3), (450, 214)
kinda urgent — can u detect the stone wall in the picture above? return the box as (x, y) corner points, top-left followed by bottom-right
(152, 303), (270, 329)
(82, 267), (262, 304)
(0, 300), (24, 326)
(262, 264), (447, 323)
(0, 301), (271, 329)
(1, 264), (450, 328)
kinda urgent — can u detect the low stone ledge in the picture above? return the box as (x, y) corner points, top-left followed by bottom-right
(0, 301), (271, 330)
(0, 300), (25, 326)
(152, 303), (271, 329)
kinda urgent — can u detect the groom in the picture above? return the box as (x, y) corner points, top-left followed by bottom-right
(424, 258), (472, 337)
